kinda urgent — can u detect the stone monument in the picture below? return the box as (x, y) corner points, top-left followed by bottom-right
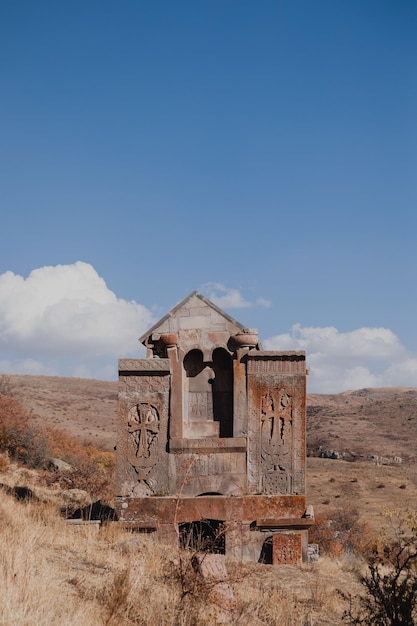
(115, 291), (314, 563)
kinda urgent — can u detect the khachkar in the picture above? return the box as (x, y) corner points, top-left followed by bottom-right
(115, 292), (314, 564)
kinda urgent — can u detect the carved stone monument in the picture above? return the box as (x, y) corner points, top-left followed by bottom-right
(115, 291), (314, 563)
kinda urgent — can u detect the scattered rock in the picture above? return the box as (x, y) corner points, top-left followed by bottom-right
(319, 449), (344, 460)
(48, 457), (72, 472)
(191, 553), (237, 623)
(308, 543), (319, 563)
(60, 489), (92, 507)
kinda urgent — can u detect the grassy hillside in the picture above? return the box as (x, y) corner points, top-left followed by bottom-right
(1, 375), (416, 624)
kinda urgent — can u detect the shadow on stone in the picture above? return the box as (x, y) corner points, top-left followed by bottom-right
(68, 499), (118, 523)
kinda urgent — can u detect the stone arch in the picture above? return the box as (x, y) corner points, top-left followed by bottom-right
(183, 349), (216, 436)
(179, 519), (225, 554)
(211, 347), (233, 437)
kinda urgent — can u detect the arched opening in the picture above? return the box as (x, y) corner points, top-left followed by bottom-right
(258, 536), (273, 564)
(179, 519), (225, 554)
(183, 349), (214, 424)
(212, 348), (233, 437)
(183, 349), (205, 379)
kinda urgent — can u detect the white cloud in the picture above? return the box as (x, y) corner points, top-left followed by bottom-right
(202, 282), (251, 308)
(2, 266), (416, 393)
(0, 262), (155, 379)
(0, 358), (56, 376)
(201, 282), (270, 309)
(263, 324), (417, 393)
(256, 297), (272, 308)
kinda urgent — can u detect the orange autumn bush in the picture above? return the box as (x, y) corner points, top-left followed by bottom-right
(0, 394), (115, 503)
(0, 394), (50, 466)
(309, 508), (375, 557)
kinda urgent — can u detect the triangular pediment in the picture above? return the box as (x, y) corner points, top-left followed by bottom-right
(140, 291), (246, 345)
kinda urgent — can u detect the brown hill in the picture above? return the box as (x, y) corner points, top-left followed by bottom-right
(307, 386), (417, 463)
(6, 374), (118, 451)
(5, 374), (417, 531)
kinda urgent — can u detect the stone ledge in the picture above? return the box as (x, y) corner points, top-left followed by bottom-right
(254, 517), (315, 530)
(169, 437), (247, 453)
(118, 358), (171, 373)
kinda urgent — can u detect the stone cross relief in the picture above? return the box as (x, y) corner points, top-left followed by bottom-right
(261, 390), (293, 493)
(127, 403), (160, 492)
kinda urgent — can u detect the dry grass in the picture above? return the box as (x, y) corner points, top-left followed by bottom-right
(2, 376), (416, 623)
(0, 483), (368, 626)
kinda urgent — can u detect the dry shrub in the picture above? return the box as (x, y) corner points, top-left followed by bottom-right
(0, 374), (13, 397)
(0, 490), (100, 625)
(0, 394), (115, 502)
(230, 558), (351, 625)
(0, 395), (50, 466)
(309, 508), (375, 557)
(341, 510), (417, 625)
(0, 486), (364, 626)
(42, 425), (115, 502)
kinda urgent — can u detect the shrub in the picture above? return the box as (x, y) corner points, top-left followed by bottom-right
(310, 508), (374, 557)
(0, 374), (13, 397)
(0, 394), (115, 502)
(341, 511), (417, 625)
(0, 395), (51, 466)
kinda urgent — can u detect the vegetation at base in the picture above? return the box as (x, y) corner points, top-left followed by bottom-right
(309, 508), (374, 558)
(0, 379), (115, 503)
(0, 487), (357, 625)
(341, 510), (417, 625)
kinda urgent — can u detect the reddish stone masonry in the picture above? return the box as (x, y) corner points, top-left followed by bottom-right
(115, 291), (314, 563)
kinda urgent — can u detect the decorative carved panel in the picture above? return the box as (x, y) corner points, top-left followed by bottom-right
(272, 533), (302, 565)
(119, 358), (170, 372)
(127, 403), (160, 482)
(247, 355), (305, 374)
(260, 390), (293, 494)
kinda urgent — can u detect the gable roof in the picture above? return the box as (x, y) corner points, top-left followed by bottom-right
(139, 291), (246, 344)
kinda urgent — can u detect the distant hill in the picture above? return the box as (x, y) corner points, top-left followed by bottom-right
(6, 374), (118, 451)
(307, 387), (417, 463)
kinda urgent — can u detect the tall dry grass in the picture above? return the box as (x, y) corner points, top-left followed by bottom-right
(0, 483), (367, 626)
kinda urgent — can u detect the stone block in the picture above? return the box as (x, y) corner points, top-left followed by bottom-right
(272, 532), (303, 565)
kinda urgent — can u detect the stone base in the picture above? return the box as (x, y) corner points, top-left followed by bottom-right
(115, 494), (313, 563)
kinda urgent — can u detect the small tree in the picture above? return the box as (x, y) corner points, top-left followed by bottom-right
(0, 394), (51, 466)
(342, 511), (417, 625)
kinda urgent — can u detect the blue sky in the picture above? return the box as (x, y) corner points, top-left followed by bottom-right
(1, 1), (416, 392)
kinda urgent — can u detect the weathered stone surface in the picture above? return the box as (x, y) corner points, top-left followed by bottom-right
(115, 291), (313, 563)
(308, 543), (319, 563)
(272, 532), (303, 564)
(192, 553), (236, 623)
(60, 489), (92, 507)
(48, 457), (72, 472)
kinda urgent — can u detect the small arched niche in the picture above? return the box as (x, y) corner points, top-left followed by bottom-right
(179, 519), (225, 554)
(182, 348), (233, 438)
(212, 348), (233, 437)
(183, 349), (218, 437)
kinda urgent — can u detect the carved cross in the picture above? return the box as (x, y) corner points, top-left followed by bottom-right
(128, 403), (159, 460)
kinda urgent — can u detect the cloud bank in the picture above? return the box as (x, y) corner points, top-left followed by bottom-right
(201, 282), (271, 309)
(263, 324), (417, 393)
(0, 265), (415, 392)
(0, 262), (155, 379)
